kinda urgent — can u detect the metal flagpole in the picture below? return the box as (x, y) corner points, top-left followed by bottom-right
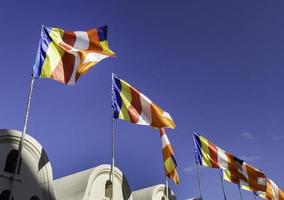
(195, 163), (202, 198)
(253, 193), (257, 200)
(9, 74), (36, 200)
(111, 116), (115, 200)
(219, 169), (227, 200)
(165, 177), (169, 200)
(238, 185), (243, 200)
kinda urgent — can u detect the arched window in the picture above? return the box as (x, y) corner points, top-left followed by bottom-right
(0, 190), (13, 200)
(161, 197), (166, 200)
(4, 150), (22, 174)
(30, 195), (40, 200)
(105, 180), (113, 199)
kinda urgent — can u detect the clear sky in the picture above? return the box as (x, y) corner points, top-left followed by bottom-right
(0, 0), (283, 199)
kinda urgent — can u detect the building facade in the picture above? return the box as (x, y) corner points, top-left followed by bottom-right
(0, 129), (176, 200)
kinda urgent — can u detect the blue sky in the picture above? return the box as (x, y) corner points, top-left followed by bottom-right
(0, 0), (284, 199)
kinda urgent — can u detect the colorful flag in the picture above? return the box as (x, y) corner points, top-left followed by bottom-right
(193, 132), (267, 193)
(160, 128), (179, 184)
(223, 163), (267, 193)
(33, 26), (115, 85)
(193, 132), (245, 172)
(256, 179), (284, 200)
(112, 73), (175, 129)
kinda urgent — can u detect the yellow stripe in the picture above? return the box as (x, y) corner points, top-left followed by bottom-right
(40, 28), (64, 78)
(100, 40), (115, 55)
(200, 136), (212, 167)
(165, 157), (176, 173)
(118, 80), (132, 121)
(49, 28), (64, 45)
(223, 170), (232, 182)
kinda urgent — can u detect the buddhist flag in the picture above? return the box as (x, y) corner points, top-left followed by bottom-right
(33, 26), (115, 85)
(257, 179), (284, 200)
(160, 128), (179, 184)
(193, 132), (246, 173)
(112, 73), (175, 129)
(223, 163), (267, 193)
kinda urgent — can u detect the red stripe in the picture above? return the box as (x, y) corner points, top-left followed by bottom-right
(227, 154), (240, 184)
(208, 142), (219, 168)
(50, 52), (75, 84)
(61, 53), (75, 84)
(60, 32), (76, 51)
(128, 86), (142, 123)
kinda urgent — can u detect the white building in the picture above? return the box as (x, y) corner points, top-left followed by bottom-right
(0, 129), (176, 200)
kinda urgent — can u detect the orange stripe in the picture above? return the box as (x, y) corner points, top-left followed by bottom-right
(87, 29), (103, 51)
(163, 145), (174, 161)
(245, 164), (266, 192)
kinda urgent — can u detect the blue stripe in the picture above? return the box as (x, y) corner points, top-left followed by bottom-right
(111, 73), (123, 118)
(171, 155), (178, 167)
(98, 26), (108, 41)
(193, 133), (202, 165)
(33, 26), (52, 77)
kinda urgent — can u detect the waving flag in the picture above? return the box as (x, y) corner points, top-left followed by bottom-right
(193, 132), (267, 193)
(223, 163), (267, 193)
(33, 26), (115, 85)
(257, 179), (284, 200)
(160, 128), (179, 184)
(193, 132), (245, 172)
(112, 73), (175, 129)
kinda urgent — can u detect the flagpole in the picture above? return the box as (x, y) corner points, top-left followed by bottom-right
(219, 170), (227, 200)
(195, 163), (202, 198)
(253, 193), (257, 200)
(9, 74), (36, 200)
(238, 185), (243, 200)
(165, 177), (169, 200)
(111, 116), (115, 200)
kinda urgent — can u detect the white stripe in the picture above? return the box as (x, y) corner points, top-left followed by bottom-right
(240, 163), (249, 186)
(162, 111), (173, 120)
(217, 147), (228, 170)
(67, 51), (80, 85)
(83, 52), (108, 63)
(270, 179), (279, 200)
(137, 93), (152, 125)
(73, 31), (89, 50)
(161, 134), (170, 148)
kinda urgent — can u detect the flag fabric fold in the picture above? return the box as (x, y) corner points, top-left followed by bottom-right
(256, 179), (284, 200)
(112, 73), (175, 129)
(33, 25), (115, 85)
(222, 163), (267, 193)
(193, 132), (267, 193)
(160, 128), (179, 184)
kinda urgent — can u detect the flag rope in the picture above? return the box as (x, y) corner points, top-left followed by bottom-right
(219, 169), (227, 200)
(9, 74), (35, 200)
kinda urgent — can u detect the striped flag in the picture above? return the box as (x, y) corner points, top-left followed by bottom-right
(223, 163), (267, 193)
(193, 132), (267, 193)
(193, 132), (245, 172)
(33, 26), (115, 85)
(112, 73), (175, 129)
(256, 179), (284, 200)
(160, 128), (179, 184)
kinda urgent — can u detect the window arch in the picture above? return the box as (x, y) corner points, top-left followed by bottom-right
(4, 150), (22, 174)
(0, 190), (13, 200)
(105, 180), (113, 199)
(30, 196), (40, 200)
